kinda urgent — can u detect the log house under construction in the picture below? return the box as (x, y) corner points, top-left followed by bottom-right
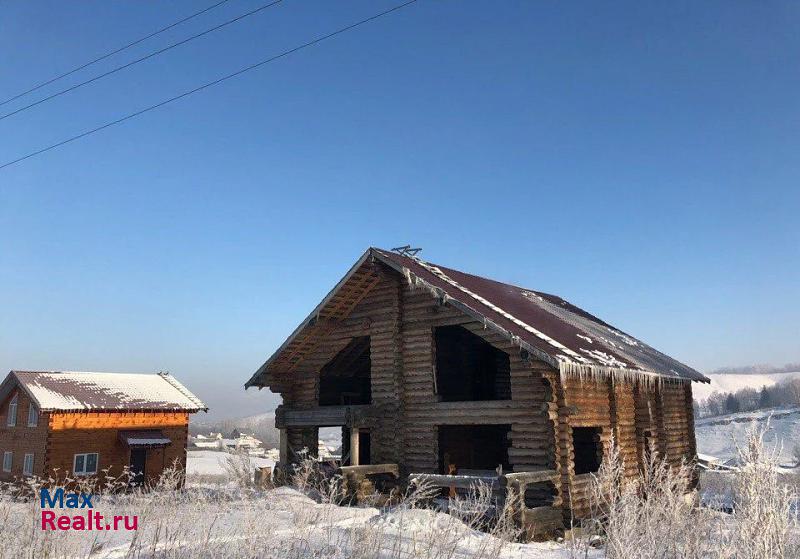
(246, 247), (709, 531)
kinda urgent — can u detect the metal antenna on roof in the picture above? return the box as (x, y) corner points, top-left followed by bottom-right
(391, 245), (422, 257)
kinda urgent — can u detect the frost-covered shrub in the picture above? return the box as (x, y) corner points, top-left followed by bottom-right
(222, 448), (256, 489)
(576, 424), (800, 559)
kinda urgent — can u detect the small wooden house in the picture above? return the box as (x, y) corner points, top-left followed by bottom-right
(246, 247), (709, 525)
(0, 371), (206, 485)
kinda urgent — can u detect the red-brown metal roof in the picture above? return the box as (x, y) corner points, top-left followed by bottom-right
(247, 248), (709, 387)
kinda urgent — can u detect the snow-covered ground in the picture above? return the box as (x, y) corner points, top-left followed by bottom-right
(0, 484), (596, 559)
(187, 449), (274, 476)
(695, 407), (800, 467)
(693, 371), (800, 402)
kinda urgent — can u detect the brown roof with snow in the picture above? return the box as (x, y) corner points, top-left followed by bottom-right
(247, 248), (708, 388)
(1, 371), (207, 412)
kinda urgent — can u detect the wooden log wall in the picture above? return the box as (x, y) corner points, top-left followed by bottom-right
(278, 265), (556, 478)
(659, 380), (694, 468)
(398, 280), (555, 476)
(283, 268), (405, 465)
(633, 381), (658, 468)
(560, 376), (613, 519)
(612, 381), (639, 479)
(631, 380), (695, 472)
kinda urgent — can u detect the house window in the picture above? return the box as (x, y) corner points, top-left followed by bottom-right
(7, 395), (17, 427)
(572, 427), (603, 475)
(73, 453), (99, 476)
(2, 451), (12, 472)
(23, 453), (33, 476)
(434, 325), (511, 402)
(319, 336), (372, 406)
(27, 405), (38, 427)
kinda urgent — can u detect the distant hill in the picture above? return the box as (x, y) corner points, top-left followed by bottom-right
(694, 369), (800, 402)
(708, 363), (800, 376)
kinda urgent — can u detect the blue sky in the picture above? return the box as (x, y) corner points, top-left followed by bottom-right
(1, 1), (798, 420)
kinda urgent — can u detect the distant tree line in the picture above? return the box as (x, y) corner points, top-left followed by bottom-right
(709, 363), (800, 375)
(694, 377), (800, 418)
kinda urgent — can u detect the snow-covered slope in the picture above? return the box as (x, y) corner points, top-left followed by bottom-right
(693, 371), (800, 401)
(695, 407), (800, 467)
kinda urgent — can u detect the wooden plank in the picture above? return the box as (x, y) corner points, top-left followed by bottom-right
(410, 473), (501, 490)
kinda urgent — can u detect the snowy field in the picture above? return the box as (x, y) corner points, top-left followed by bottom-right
(695, 407), (800, 467)
(187, 449), (274, 477)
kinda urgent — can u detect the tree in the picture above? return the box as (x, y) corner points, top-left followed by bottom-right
(705, 391), (725, 416)
(759, 386), (773, 409)
(737, 387), (759, 411)
(725, 393), (741, 415)
(784, 378), (800, 407)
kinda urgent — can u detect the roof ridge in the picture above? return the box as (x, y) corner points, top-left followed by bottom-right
(375, 247), (552, 297)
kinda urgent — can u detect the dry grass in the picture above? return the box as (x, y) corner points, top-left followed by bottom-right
(0, 456), (529, 559)
(569, 421), (800, 559)
(4, 423), (796, 558)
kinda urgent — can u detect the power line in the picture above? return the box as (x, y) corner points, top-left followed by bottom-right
(0, 0), (418, 171)
(0, 0), (233, 108)
(0, 0), (284, 122)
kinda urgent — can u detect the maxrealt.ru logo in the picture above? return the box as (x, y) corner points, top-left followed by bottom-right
(40, 488), (138, 531)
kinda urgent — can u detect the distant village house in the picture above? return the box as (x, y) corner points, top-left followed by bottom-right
(191, 431), (263, 451)
(0, 371), (206, 485)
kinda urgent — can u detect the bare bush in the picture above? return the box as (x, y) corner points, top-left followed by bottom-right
(222, 448), (256, 489)
(575, 424), (800, 559)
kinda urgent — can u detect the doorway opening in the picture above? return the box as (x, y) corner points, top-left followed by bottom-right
(572, 427), (603, 474)
(129, 449), (146, 486)
(341, 428), (371, 466)
(437, 424), (510, 475)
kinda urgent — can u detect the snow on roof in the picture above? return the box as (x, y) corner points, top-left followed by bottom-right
(1, 371), (207, 412)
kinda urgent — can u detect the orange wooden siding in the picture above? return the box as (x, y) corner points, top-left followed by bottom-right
(47, 411), (189, 484)
(0, 387), (189, 484)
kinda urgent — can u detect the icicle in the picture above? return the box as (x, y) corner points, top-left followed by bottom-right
(556, 360), (669, 386)
(402, 266), (413, 287)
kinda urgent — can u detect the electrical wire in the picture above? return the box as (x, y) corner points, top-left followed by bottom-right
(0, 0), (418, 171)
(0, 0), (234, 108)
(0, 0), (284, 122)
